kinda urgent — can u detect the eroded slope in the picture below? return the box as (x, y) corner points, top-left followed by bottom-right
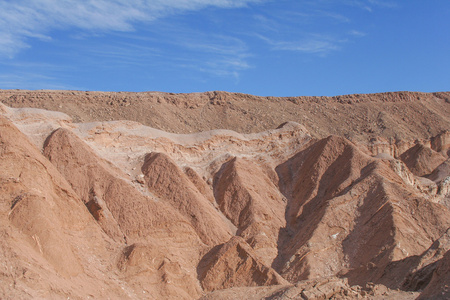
(0, 101), (449, 299)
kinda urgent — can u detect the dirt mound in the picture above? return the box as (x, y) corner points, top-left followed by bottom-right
(0, 116), (132, 298)
(418, 249), (450, 299)
(141, 152), (233, 246)
(431, 130), (450, 157)
(0, 117), (84, 277)
(198, 236), (288, 292)
(43, 128), (202, 248)
(42, 127), (207, 298)
(400, 143), (446, 177)
(117, 242), (203, 299)
(213, 157), (286, 265)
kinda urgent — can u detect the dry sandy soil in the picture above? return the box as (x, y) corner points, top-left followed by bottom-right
(0, 89), (449, 299)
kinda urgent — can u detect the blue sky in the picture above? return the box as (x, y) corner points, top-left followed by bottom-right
(0, 0), (449, 96)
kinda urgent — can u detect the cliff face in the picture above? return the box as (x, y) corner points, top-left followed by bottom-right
(0, 89), (449, 299)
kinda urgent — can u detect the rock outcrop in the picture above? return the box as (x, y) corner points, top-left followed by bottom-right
(214, 157), (286, 265)
(0, 117), (129, 298)
(198, 236), (288, 292)
(0, 89), (449, 299)
(400, 143), (446, 177)
(141, 152), (233, 246)
(1, 90), (450, 143)
(274, 135), (450, 287)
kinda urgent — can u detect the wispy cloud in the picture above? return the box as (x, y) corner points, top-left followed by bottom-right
(0, 0), (262, 57)
(78, 40), (163, 68)
(0, 0), (399, 90)
(0, 58), (83, 90)
(349, 30), (367, 37)
(257, 34), (343, 55)
(190, 56), (250, 80)
(0, 72), (82, 90)
(165, 31), (251, 78)
(342, 0), (398, 11)
(367, 0), (398, 8)
(250, 0), (396, 56)
(0, 33), (29, 58)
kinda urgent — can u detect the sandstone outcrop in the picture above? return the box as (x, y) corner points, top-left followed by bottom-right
(198, 236), (288, 292)
(274, 135), (450, 286)
(0, 116), (130, 298)
(42, 127), (207, 298)
(214, 157), (286, 265)
(1, 90), (449, 143)
(0, 89), (449, 299)
(418, 249), (450, 299)
(141, 152), (233, 246)
(400, 143), (446, 177)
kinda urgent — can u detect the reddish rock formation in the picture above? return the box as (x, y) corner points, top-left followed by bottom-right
(431, 130), (450, 157)
(198, 236), (288, 292)
(1, 90), (449, 143)
(42, 128), (206, 298)
(117, 242), (203, 299)
(274, 135), (450, 286)
(141, 152), (233, 246)
(43, 129), (202, 250)
(418, 250), (450, 299)
(0, 117), (129, 298)
(0, 89), (449, 299)
(184, 166), (216, 204)
(402, 228), (450, 293)
(400, 143), (446, 177)
(213, 157), (286, 265)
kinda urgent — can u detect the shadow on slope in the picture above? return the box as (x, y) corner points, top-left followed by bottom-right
(273, 135), (450, 289)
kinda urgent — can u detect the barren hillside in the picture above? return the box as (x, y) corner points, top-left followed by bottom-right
(1, 90), (449, 142)
(0, 90), (449, 299)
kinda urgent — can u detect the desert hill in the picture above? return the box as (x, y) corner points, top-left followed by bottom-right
(1, 90), (450, 142)
(0, 90), (449, 299)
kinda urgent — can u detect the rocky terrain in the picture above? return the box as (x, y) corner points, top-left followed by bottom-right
(1, 90), (450, 142)
(0, 90), (449, 299)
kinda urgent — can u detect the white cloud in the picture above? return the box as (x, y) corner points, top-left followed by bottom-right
(0, 0), (262, 57)
(0, 33), (29, 58)
(166, 32), (251, 78)
(0, 0), (398, 86)
(257, 34), (343, 55)
(349, 30), (366, 37)
(276, 39), (340, 54)
(0, 71), (81, 90)
(250, 0), (397, 56)
(367, 0), (398, 8)
(342, 0), (397, 11)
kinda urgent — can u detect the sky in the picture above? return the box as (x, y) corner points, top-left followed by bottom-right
(0, 0), (449, 97)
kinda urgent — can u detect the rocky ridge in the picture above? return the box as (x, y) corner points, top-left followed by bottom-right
(0, 90), (449, 299)
(1, 90), (449, 142)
